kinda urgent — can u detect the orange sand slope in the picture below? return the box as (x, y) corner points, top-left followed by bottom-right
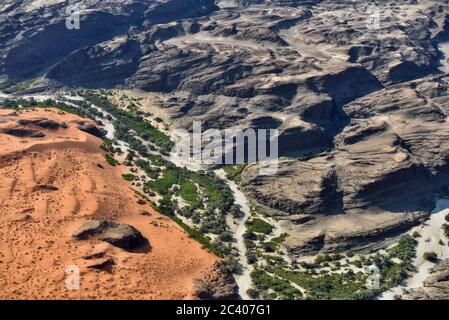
(0, 108), (220, 300)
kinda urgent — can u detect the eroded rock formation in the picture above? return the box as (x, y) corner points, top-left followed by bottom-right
(401, 259), (449, 300)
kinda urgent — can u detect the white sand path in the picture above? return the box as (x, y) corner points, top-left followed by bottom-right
(216, 169), (253, 300)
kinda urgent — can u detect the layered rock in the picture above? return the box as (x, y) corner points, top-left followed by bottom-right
(241, 74), (449, 255)
(401, 259), (449, 300)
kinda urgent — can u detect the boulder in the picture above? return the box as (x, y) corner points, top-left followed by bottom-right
(1, 127), (45, 138)
(194, 262), (239, 300)
(138, 210), (152, 216)
(99, 224), (148, 251)
(72, 220), (148, 251)
(76, 122), (107, 138)
(401, 259), (449, 300)
(72, 220), (107, 240)
(86, 257), (115, 270)
(17, 118), (61, 130)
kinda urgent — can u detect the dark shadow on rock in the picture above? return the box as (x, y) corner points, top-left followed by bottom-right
(4, 12), (133, 82)
(127, 240), (152, 254)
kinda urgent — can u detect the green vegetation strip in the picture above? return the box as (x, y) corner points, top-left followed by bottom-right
(223, 164), (247, 183)
(249, 234), (418, 300)
(82, 92), (174, 154)
(0, 98), (98, 120)
(246, 218), (273, 234)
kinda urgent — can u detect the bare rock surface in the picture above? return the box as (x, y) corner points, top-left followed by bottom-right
(76, 121), (107, 138)
(73, 220), (149, 251)
(241, 74), (449, 255)
(402, 259), (449, 300)
(194, 261), (239, 300)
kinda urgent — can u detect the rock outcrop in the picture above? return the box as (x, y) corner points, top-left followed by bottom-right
(241, 74), (449, 255)
(73, 220), (149, 251)
(194, 261), (239, 300)
(401, 259), (449, 300)
(76, 121), (107, 138)
(1, 127), (45, 138)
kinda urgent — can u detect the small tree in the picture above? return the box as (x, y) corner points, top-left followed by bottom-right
(246, 288), (259, 299)
(219, 231), (234, 242)
(423, 251), (438, 262)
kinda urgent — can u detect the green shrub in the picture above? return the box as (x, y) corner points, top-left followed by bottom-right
(82, 92), (174, 151)
(443, 224), (449, 238)
(225, 257), (242, 274)
(388, 235), (417, 263)
(151, 203), (226, 258)
(273, 268), (369, 300)
(246, 218), (273, 234)
(263, 234), (287, 253)
(179, 180), (200, 205)
(423, 251), (438, 262)
(246, 288), (260, 299)
(122, 174), (137, 181)
(219, 231), (234, 242)
(380, 261), (407, 288)
(223, 164), (247, 183)
(251, 269), (302, 300)
(105, 154), (119, 166)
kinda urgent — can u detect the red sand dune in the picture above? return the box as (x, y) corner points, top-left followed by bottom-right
(0, 108), (218, 300)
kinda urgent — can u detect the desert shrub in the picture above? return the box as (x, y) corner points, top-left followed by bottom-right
(443, 224), (449, 238)
(105, 154), (119, 166)
(223, 164), (247, 183)
(251, 269), (302, 300)
(122, 174), (137, 181)
(388, 235), (417, 263)
(179, 180), (200, 205)
(246, 218), (273, 234)
(423, 251), (438, 262)
(219, 231), (234, 242)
